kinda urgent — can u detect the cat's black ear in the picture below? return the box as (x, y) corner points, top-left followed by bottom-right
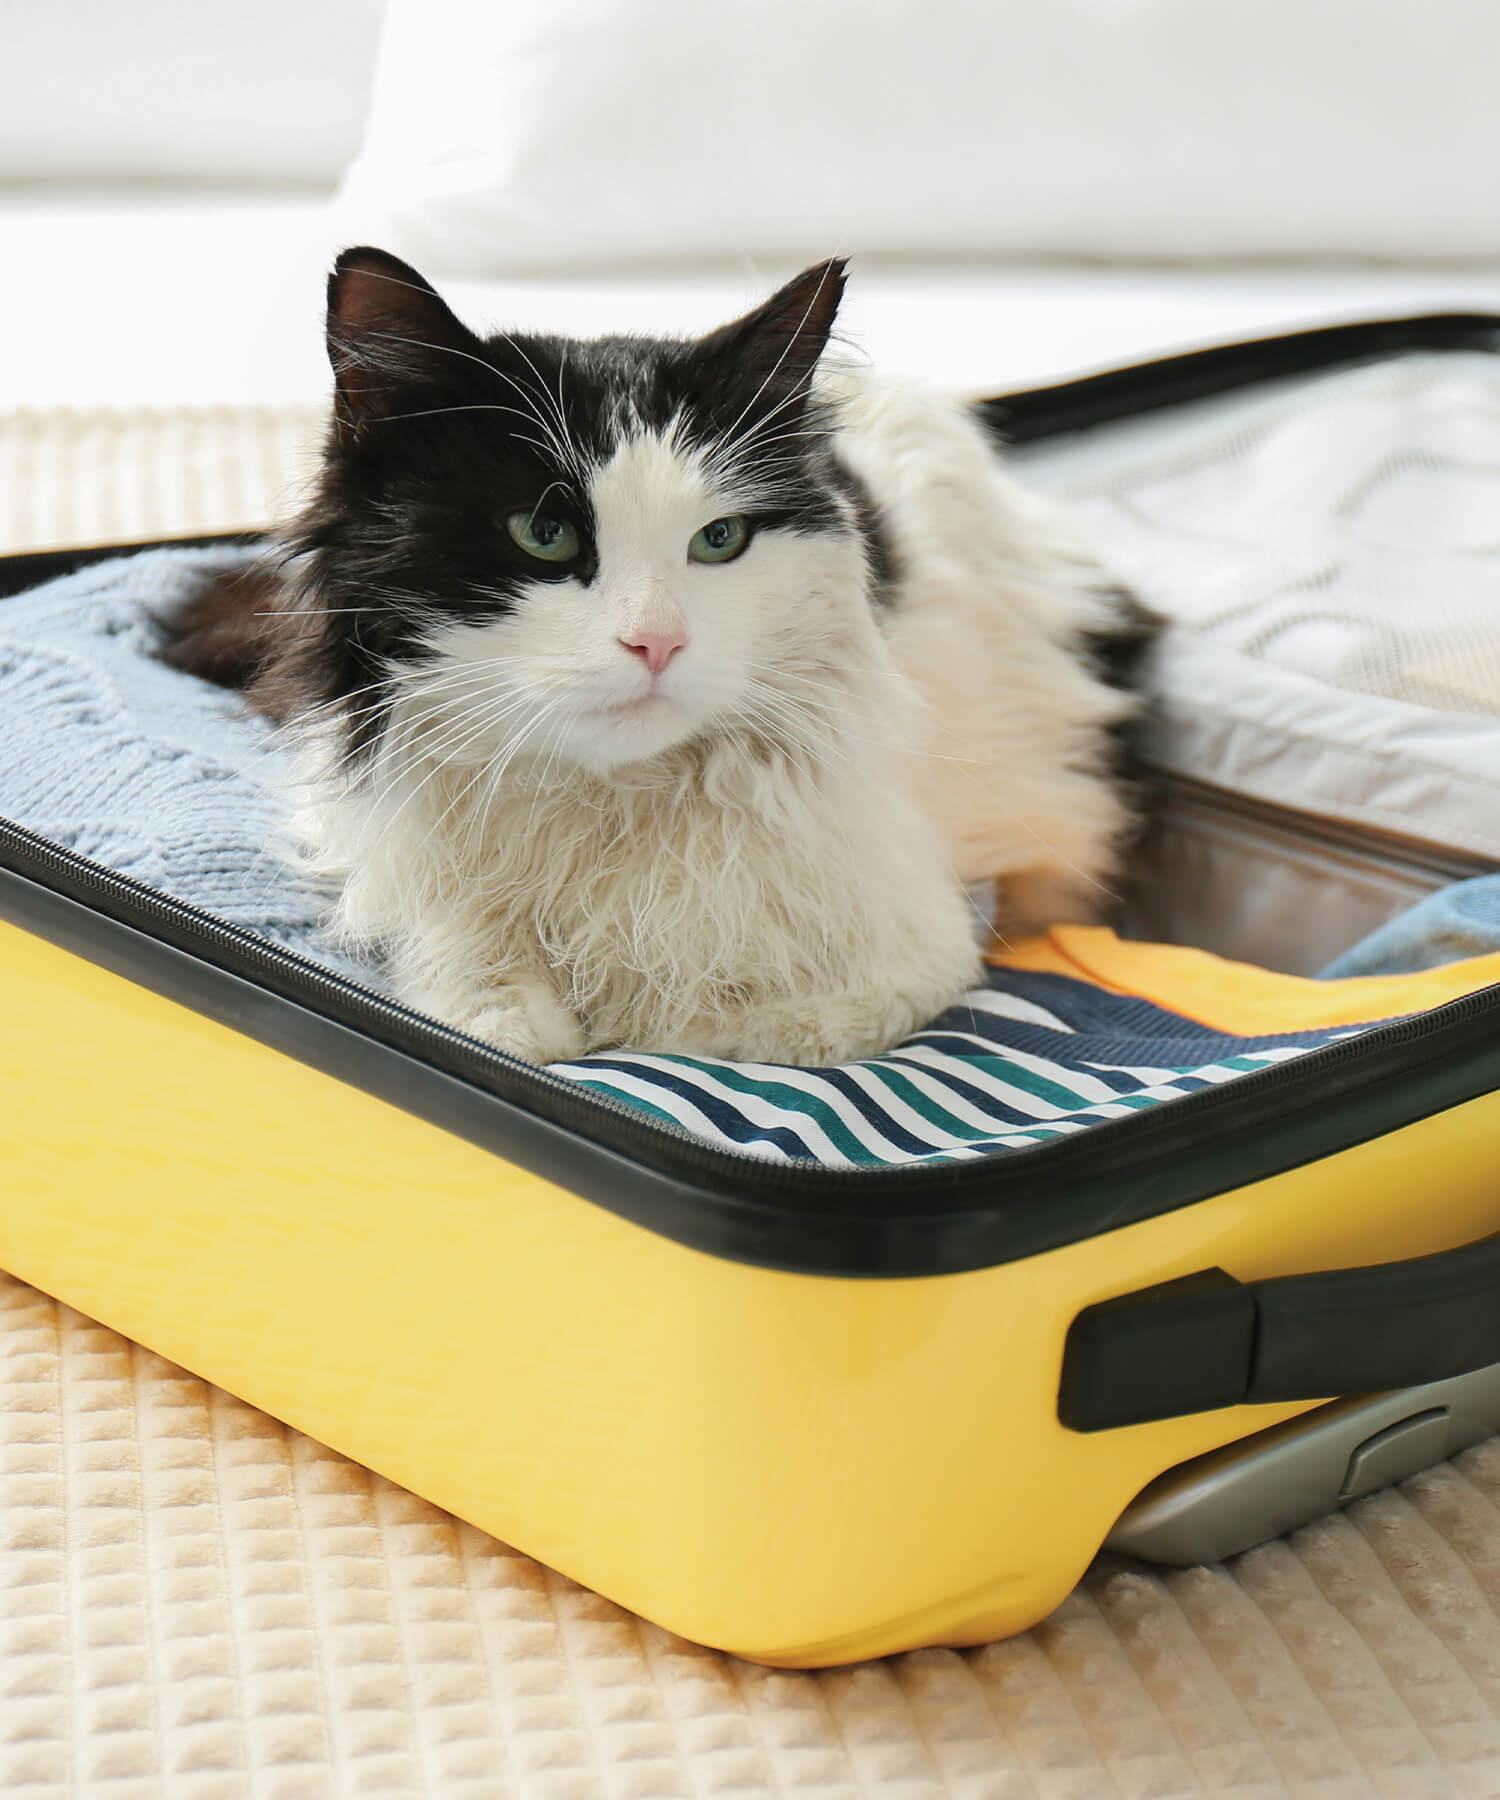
(696, 259), (847, 418)
(327, 246), (479, 447)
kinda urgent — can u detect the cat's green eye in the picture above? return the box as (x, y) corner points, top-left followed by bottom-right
(507, 508), (581, 564)
(688, 515), (750, 564)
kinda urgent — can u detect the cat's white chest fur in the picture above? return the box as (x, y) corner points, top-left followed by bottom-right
(323, 702), (978, 1065)
(294, 364), (1130, 1066)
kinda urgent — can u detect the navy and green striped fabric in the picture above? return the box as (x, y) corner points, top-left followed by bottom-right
(549, 969), (1393, 1168)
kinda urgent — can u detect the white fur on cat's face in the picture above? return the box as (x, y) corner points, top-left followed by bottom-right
(410, 426), (865, 777)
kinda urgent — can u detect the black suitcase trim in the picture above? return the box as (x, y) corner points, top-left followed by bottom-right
(5, 314), (1500, 1281)
(978, 309), (1500, 444)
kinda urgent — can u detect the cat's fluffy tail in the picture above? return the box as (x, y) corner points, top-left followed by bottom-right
(158, 560), (309, 723)
(158, 561), (279, 688)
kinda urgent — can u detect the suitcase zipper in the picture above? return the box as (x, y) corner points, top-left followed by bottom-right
(4, 808), (1500, 1202)
(0, 814), (707, 1145)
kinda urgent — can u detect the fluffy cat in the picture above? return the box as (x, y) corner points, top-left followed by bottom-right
(165, 248), (1143, 1066)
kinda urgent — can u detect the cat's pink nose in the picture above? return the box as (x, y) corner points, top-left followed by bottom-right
(619, 628), (686, 675)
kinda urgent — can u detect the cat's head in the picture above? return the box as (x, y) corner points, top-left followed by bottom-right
(281, 247), (880, 778)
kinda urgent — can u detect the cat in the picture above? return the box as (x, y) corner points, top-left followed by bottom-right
(164, 247), (1147, 1067)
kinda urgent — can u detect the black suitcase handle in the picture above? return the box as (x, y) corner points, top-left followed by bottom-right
(979, 311), (1500, 445)
(1059, 1229), (1500, 1431)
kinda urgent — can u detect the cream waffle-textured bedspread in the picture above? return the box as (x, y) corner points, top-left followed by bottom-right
(7, 408), (1500, 1800)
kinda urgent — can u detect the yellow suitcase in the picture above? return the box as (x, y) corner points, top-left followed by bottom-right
(5, 314), (1500, 1666)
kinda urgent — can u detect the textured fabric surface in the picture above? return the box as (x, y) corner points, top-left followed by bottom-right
(1067, 354), (1500, 719)
(1322, 874), (1500, 979)
(997, 925), (1500, 1036)
(550, 978), (1361, 1166)
(8, 1269), (1500, 1799)
(0, 405), (321, 554)
(1062, 354), (1500, 872)
(0, 547), (369, 986)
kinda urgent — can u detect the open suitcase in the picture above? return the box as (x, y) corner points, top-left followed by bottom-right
(5, 315), (1500, 1668)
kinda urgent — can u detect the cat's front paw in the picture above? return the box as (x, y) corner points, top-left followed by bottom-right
(447, 985), (588, 1066)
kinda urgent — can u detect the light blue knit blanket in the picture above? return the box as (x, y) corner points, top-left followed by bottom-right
(0, 546), (374, 987)
(0, 548), (1411, 1167)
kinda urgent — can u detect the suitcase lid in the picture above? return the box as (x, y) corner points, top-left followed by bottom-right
(1010, 326), (1500, 864)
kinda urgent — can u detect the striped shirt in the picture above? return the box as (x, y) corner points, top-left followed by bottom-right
(550, 968), (1383, 1168)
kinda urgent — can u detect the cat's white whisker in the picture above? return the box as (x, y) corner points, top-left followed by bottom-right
(465, 696), (576, 849)
(519, 710), (575, 844)
(324, 663), (527, 733)
(709, 260), (842, 463)
(485, 330), (586, 478)
(434, 694), (572, 843)
(367, 403), (567, 460)
(381, 670), (561, 755)
(1013, 820), (1126, 904)
(361, 326), (582, 476)
(374, 691), (562, 845)
(525, 481), (571, 532)
(764, 668), (995, 767)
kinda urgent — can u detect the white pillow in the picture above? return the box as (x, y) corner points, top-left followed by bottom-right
(0, 0), (382, 183)
(338, 0), (1500, 276)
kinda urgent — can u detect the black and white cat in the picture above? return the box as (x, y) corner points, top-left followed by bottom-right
(168, 248), (1143, 1066)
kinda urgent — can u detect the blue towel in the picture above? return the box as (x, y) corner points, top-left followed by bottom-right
(1320, 875), (1500, 978)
